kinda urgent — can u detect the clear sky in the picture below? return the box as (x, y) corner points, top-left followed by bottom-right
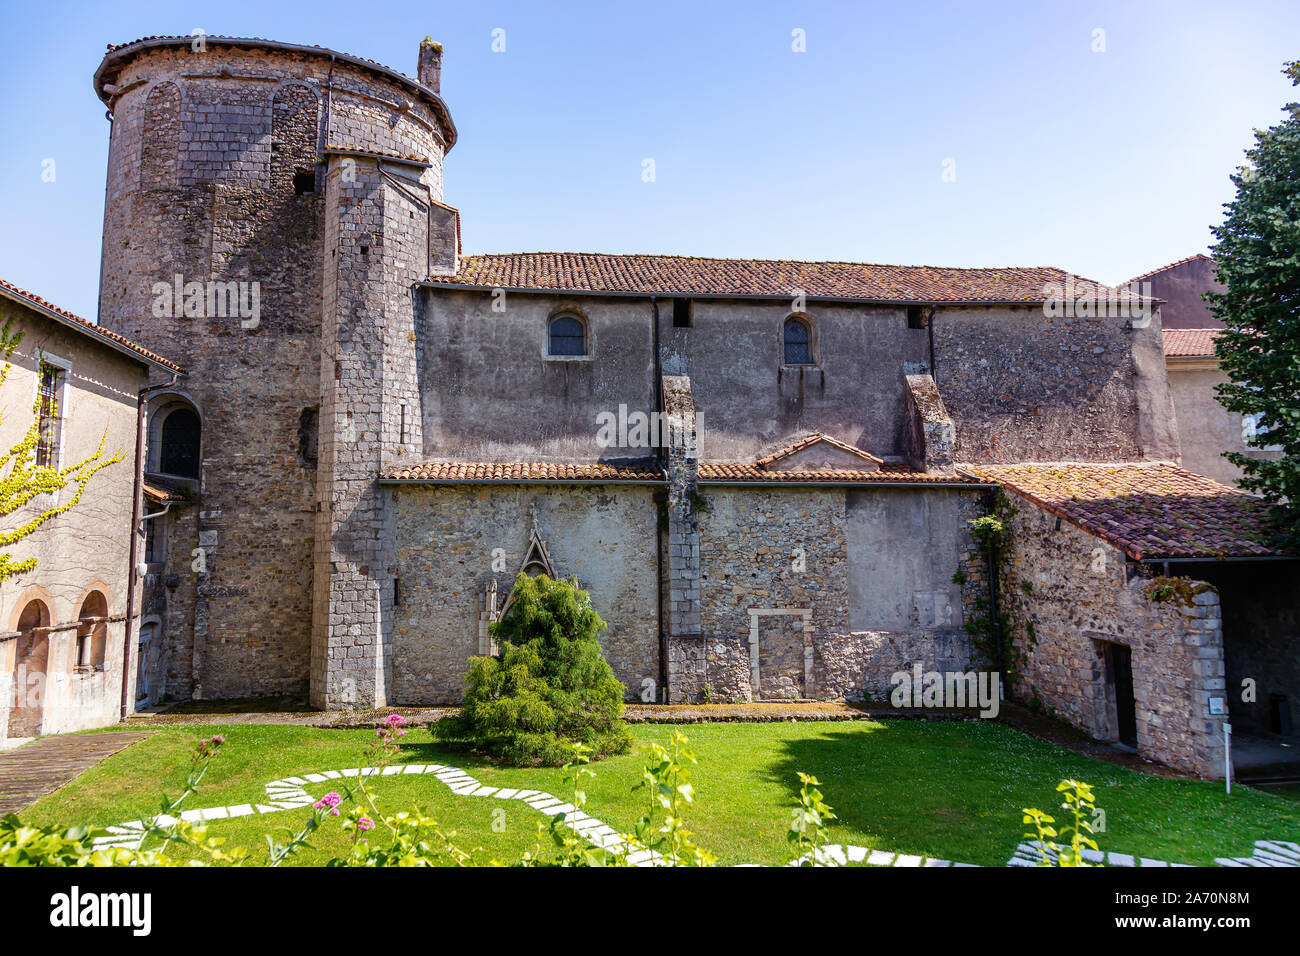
(1, 0), (1297, 318)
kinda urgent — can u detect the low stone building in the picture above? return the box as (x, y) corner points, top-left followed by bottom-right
(0, 279), (182, 739)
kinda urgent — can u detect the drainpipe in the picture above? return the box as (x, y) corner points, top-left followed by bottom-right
(926, 305), (938, 383)
(120, 373), (180, 719)
(651, 296), (667, 701)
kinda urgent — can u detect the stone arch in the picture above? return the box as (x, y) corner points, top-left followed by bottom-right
(141, 81), (181, 188)
(271, 83), (320, 194)
(148, 394), (202, 480)
(75, 590), (109, 670)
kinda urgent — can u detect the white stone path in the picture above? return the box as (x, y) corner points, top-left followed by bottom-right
(88, 762), (1299, 868)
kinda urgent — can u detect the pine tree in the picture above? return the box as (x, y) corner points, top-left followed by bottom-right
(1208, 60), (1300, 547)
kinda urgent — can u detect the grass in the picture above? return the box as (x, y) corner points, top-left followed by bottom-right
(20, 720), (1300, 866)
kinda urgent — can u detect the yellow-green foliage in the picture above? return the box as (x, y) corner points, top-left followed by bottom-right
(0, 317), (126, 583)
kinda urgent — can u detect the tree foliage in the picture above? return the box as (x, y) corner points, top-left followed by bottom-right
(1208, 60), (1300, 547)
(0, 317), (126, 583)
(434, 573), (632, 766)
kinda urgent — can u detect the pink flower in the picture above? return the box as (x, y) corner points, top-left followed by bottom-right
(313, 792), (343, 816)
(357, 816), (375, 831)
(384, 714), (407, 729)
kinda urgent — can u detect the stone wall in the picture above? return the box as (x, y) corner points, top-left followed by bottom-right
(676, 485), (986, 703)
(936, 307), (1178, 464)
(390, 483), (660, 704)
(1000, 494), (1227, 777)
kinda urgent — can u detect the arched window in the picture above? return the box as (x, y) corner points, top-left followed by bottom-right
(548, 315), (587, 356)
(784, 316), (813, 365)
(160, 408), (200, 478)
(76, 592), (108, 669)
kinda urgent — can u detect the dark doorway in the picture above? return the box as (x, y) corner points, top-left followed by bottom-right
(1109, 643), (1138, 747)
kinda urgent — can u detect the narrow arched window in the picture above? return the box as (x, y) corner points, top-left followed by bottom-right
(548, 315), (587, 356)
(784, 316), (813, 365)
(160, 408), (201, 478)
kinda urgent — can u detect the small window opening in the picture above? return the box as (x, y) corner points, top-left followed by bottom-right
(293, 170), (316, 195)
(783, 317), (812, 365)
(35, 362), (64, 469)
(548, 315), (587, 356)
(907, 305), (926, 329)
(672, 298), (693, 328)
(298, 407), (319, 466)
(360, 245), (370, 256)
(160, 407), (201, 478)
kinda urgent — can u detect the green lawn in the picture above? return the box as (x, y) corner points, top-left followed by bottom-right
(20, 720), (1300, 866)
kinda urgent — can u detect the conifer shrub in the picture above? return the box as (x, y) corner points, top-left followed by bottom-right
(434, 573), (632, 766)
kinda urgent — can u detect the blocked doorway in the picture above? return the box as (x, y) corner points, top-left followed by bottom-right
(748, 608), (812, 700)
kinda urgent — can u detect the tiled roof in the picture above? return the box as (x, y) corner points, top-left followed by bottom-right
(0, 278), (184, 373)
(1163, 328), (1220, 358)
(143, 477), (190, 502)
(427, 253), (1142, 304)
(966, 462), (1286, 560)
(699, 463), (980, 484)
(1128, 253), (1215, 284)
(381, 461), (666, 482)
(323, 145), (431, 166)
(380, 458), (979, 485)
(756, 433), (884, 468)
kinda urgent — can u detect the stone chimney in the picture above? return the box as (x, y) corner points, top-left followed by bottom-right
(418, 38), (442, 94)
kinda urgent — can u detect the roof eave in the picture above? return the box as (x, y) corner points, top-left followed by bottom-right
(0, 285), (184, 373)
(415, 281), (1153, 309)
(94, 36), (458, 151)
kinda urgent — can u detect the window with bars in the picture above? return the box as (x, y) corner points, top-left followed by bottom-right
(35, 362), (64, 469)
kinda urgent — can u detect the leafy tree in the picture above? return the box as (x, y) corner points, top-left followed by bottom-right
(1208, 60), (1300, 547)
(0, 317), (125, 582)
(435, 573), (632, 766)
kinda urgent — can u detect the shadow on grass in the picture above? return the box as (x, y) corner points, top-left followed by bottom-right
(764, 719), (1132, 866)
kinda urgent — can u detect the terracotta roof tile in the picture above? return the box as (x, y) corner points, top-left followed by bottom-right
(143, 478), (190, 502)
(427, 253), (1142, 304)
(699, 462), (979, 484)
(755, 433), (884, 468)
(1163, 328), (1220, 358)
(381, 461), (666, 482)
(381, 458), (979, 485)
(966, 462), (1286, 560)
(0, 278), (184, 372)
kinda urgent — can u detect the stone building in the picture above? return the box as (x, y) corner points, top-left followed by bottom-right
(0, 278), (182, 740)
(3, 34), (1290, 779)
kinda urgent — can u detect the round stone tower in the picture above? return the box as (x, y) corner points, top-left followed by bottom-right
(93, 36), (458, 705)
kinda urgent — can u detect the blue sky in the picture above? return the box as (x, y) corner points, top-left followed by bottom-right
(1, 0), (1297, 318)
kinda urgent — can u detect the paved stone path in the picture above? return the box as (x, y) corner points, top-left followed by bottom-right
(0, 732), (152, 815)
(87, 759), (1300, 867)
